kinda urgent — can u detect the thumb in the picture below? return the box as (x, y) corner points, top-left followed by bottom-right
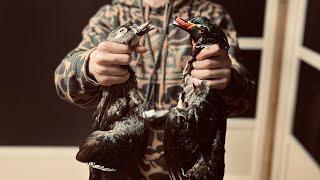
(133, 45), (147, 53)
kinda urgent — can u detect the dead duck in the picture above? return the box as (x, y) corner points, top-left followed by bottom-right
(76, 22), (154, 177)
(164, 17), (230, 180)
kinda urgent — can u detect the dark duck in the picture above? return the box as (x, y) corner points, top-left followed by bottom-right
(164, 17), (230, 180)
(76, 22), (153, 178)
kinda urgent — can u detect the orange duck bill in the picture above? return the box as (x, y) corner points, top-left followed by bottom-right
(172, 17), (196, 31)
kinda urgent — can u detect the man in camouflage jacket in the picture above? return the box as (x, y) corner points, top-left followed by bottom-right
(54, 0), (251, 179)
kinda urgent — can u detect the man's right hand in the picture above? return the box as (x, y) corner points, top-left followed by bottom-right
(88, 41), (147, 86)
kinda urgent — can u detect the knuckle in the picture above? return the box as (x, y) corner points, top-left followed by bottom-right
(226, 68), (231, 75)
(95, 52), (104, 61)
(213, 44), (220, 51)
(122, 68), (129, 75)
(191, 69), (197, 77)
(93, 50), (100, 58)
(124, 45), (131, 53)
(118, 44), (130, 54)
(124, 54), (131, 63)
(123, 75), (130, 82)
(98, 41), (108, 49)
(221, 78), (228, 83)
(196, 52), (204, 60)
(124, 72), (130, 78)
(96, 48), (105, 55)
(223, 68), (230, 75)
(192, 61), (198, 68)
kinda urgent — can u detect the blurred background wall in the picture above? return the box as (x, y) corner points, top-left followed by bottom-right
(0, 0), (318, 180)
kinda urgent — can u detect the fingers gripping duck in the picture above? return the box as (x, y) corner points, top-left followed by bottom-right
(76, 22), (154, 176)
(164, 17), (230, 180)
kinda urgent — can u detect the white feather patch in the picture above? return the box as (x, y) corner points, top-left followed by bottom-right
(88, 162), (117, 172)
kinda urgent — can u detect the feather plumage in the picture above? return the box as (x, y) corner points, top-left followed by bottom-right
(76, 22), (154, 176)
(164, 17), (230, 180)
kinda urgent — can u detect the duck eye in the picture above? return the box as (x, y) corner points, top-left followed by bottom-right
(117, 27), (128, 34)
(114, 27), (128, 39)
(197, 25), (209, 32)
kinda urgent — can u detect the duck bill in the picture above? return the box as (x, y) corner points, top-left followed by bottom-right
(136, 21), (154, 36)
(173, 17), (196, 31)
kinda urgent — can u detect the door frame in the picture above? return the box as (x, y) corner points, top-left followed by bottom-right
(271, 0), (320, 179)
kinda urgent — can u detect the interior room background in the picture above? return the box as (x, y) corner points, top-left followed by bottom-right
(0, 0), (318, 179)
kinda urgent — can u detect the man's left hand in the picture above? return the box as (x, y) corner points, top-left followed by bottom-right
(191, 44), (232, 90)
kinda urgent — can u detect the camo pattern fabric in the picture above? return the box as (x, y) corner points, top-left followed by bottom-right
(54, 0), (252, 179)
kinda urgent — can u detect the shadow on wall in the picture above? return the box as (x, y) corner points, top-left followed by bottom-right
(0, 0), (108, 146)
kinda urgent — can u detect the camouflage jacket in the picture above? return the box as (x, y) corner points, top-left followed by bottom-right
(54, 0), (251, 179)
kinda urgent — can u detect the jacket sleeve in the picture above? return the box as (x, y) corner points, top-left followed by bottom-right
(54, 5), (118, 109)
(215, 6), (254, 117)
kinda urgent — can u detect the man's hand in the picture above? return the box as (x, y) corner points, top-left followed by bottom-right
(191, 44), (232, 90)
(88, 41), (147, 86)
